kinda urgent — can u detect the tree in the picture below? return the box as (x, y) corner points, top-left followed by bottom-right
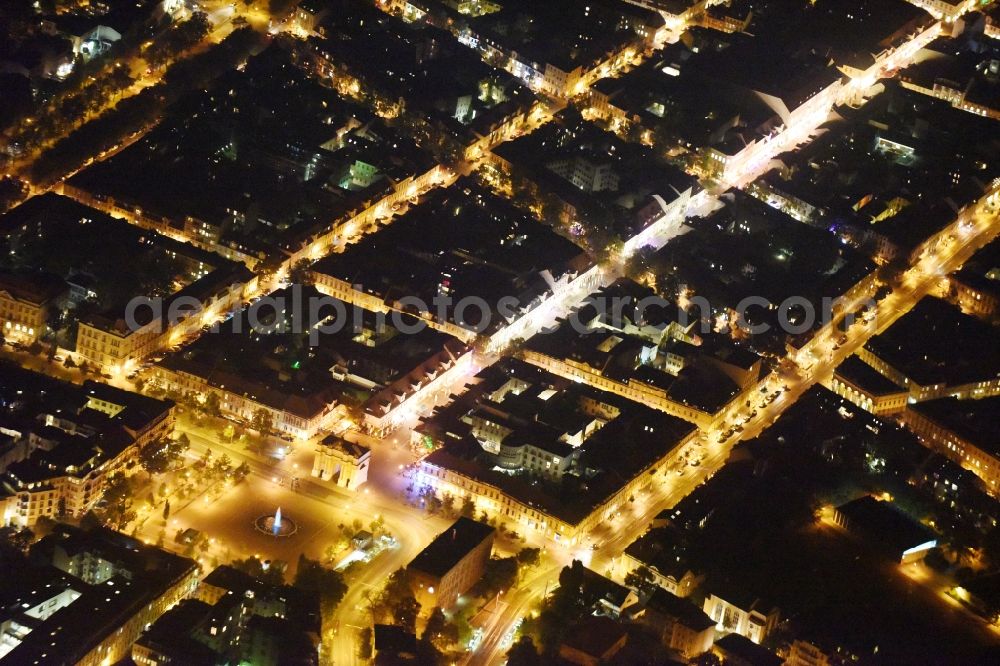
(877, 255), (910, 288)
(145, 12), (211, 68)
(100, 472), (136, 529)
(384, 567), (413, 598)
(691, 652), (723, 666)
(516, 547), (541, 569)
(369, 515), (385, 536)
(507, 636), (541, 666)
(394, 595), (421, 633)
(0, 176), (29, 214)
(422, 607), (459, 649)
(80, 510), (102, 531)
(596, 233), (625, 264)
(251, 408), (273, 436)
(358, 627), (373, 660)
(138, 436), (188, 476)
(294, 554), (348, 621)
(339, 395), (366, 426)
(138, 439), (170, 476)
(460, 496), (476, 518)
(33, 516), (58, 539)
(232, 462), (251, 483)
(369, 568), (420, 631)
(289, 259), (315, 286)
(418, 486), (443, 514)
(540, 192), (565, 228)
(0, 526), (33, 560)
(624, 119), (647, 144)
(202, 392), (222, 417)
(624, 565), (657, 594)
(528, 560), (591, 654)
(230, 556), (287, 586)
(212, 452), (233, 479)
(473, 557), (518, 598)
(441, 492), (456, 516)
(163, 500), (171, 522)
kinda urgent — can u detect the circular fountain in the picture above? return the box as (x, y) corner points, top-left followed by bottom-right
(254, 507), (297, 537)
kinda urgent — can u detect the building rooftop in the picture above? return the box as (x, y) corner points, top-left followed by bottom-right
(525, 281), (758, 415)
(560, 615), (627, 659)
(491, 109), (697, 241)
(65, 45), (436, 265)
(961, 571), (1000, 611)
(199, 564), (321, 635)
(835, 495), (938, 554)
(835, 356), (907, 396)
(910, 396), (1000, 458)
(419, 358), (696, 525)
(955, 235), (1000, 298)
(201, 564), (259, 593)
(310, 9), (535, 145)
(133, 599), (220, 666)
(687, 31), (842, 116)
(311, 177), (590, 333)
(864, 297), (1000, 388)
(642, 191), (876, 346)
(624, 525), (693, 581)
(665, 463), (754, 533)
(0, 363), (173, 491)
(579, 565), (634, 611)
(0, 192), (239, 324)
(154, 285), (465, 421)
(899, 35), (1000, 112)
(0, 270), (66, 305)
(645, 588), (715, 632)
(714, 632), (783, 666)
(738, 0), (930, 72)
(751, 82), (996, 254)
(408, 517), (495, 579)
(0, 525), (197, 664)
(467, 0), (662, 74)
(318, 434), (370, 460)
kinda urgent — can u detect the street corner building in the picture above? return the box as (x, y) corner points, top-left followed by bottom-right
(405, 516), (495, 610)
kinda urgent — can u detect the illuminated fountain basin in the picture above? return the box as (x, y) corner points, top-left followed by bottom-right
(253, 507), (298, 538)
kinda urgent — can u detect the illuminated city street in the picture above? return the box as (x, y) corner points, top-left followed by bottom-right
(2, 0), (1000, 664)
